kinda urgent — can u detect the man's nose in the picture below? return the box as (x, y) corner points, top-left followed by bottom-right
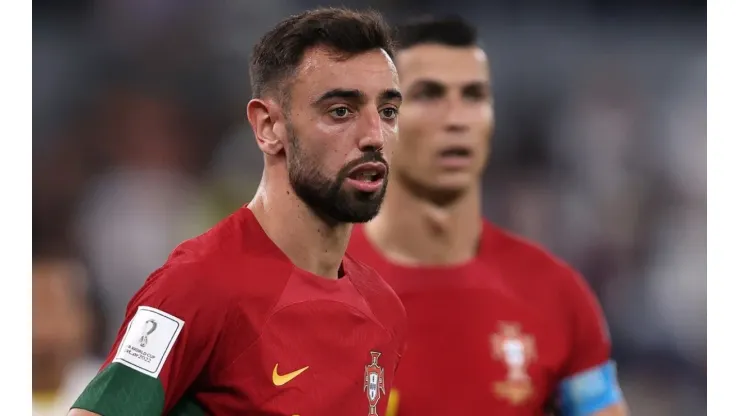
(443, 97), (472, 134)
(357, 111), (385, 152)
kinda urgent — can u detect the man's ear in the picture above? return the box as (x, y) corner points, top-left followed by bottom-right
(246, 98), (286, 156)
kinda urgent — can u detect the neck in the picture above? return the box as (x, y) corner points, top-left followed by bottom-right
(248, 174), (350, 279)
(365, 180), (482, 266)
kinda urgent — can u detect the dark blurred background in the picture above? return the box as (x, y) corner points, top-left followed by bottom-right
(33, 0), (706, 415)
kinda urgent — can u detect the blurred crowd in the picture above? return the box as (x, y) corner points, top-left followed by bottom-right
(33, 0), (706, 415)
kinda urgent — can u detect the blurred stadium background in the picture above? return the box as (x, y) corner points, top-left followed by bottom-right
(33, 0), (706, 414)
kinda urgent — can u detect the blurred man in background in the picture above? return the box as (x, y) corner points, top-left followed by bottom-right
(33, 255), (100, 416)
(348, 16), (628, 415)
(68, 7), (406, 416)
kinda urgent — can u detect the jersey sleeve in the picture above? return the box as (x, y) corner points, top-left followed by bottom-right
(556, 268), (623, 416)
(72, 262), (231, 415)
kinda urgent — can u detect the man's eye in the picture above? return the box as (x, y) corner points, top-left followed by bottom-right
(414, 87), (444, 100)
(380, 108), (398, 120)
(463, 88), (489, 101)
(330, 107), (351, 118)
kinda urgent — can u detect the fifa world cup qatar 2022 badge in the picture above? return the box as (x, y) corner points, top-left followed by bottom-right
(490, 322), (537, 405)
(363, 351), (386, 416)
(139, 319), (158, 347)
(113, 306), (184, 379)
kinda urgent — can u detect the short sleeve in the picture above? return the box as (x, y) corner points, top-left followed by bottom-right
(559, 268), (612, 377)
(556, 268), (623, 415)
(72, 262), (229, 415)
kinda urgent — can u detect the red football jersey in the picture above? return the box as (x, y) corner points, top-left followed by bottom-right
(347, 221), (612, 415)
(73, 207), (407, 416)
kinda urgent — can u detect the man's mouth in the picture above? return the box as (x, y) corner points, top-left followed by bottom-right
(348, 162), (387, 182)
(345, 162), (387, 192)
(437, 145), (474, 169)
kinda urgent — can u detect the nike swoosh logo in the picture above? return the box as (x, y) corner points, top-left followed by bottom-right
(272, 364), (309, 386)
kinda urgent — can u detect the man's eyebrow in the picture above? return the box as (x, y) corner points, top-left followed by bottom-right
(410, 79), (489, 90)
(379, 88), (402, 103)
(461, 80), (491, 90)
(312, 89), (367, 107)
(409, 79), (446, 89)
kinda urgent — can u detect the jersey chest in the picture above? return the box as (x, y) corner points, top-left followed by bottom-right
(390, 281), (569, 415)
(204, 300), (400, 416)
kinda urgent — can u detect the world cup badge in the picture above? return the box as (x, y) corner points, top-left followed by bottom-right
(138, 319), (158, 348)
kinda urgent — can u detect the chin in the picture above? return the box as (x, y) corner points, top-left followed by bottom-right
(398, 169), (476, 204)
(413, 177), (474, 206)
(429, 171), (476, 193)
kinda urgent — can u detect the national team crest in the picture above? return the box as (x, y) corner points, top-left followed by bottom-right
(363, 351), (385, 415)
(490, 322), (537, 405)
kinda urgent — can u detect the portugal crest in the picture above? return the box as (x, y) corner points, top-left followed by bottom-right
(363, 351), (385, 415)
(490, 322), (537, 405)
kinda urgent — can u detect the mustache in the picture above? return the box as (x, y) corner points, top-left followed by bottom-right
(338, 151), (388, 177)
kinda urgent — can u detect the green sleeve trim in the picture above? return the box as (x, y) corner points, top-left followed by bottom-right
(169, 395), (208, 416)
(72, 362), (165, 416)
(72, 363), (208, 415)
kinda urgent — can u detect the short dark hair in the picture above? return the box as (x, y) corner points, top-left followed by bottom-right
(395, 15), (478, 50)
(250, 8), (395, 100)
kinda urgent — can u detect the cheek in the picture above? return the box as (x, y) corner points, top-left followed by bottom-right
(478, 106), (495, 136)
(313, 121), (358, 155)
(313, 140), (355, 178)
(395, 136), (433, 177)
(382, 125), (399, 160)
(292, 124), (336, 163)
(473, 107), (494, 145)
(399, 109), (433, 151)
(474, 121), (493, 171)
(396, 112), (437, 172)
(475, 140), (490, 173)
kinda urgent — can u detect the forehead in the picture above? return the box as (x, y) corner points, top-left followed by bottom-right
(292, 47), (399, 100)
(396, 44), (490, 87)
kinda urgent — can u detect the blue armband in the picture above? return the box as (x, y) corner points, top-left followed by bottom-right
(558, 360), (623, 416)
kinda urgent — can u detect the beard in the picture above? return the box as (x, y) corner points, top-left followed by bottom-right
(287, 133), (389, 224)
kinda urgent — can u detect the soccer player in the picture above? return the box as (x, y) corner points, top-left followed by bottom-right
(347, 17), (629, 416)
(69, 8), (406, 416)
